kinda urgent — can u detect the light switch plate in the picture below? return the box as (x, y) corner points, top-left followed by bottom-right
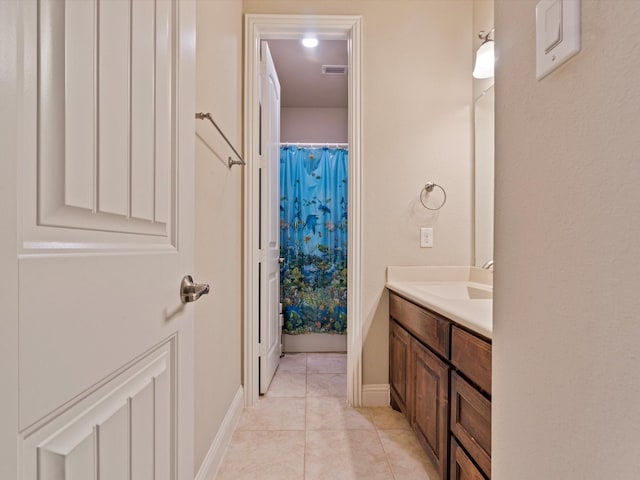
(536, 0), (581, 80)
(420, 228), (433, 248)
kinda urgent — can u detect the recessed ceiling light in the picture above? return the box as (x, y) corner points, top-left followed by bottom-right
(302, 38), (318, 48)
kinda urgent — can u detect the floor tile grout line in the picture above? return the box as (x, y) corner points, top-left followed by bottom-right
(374, 424), (400, 480)
(223, 352), (443, 479)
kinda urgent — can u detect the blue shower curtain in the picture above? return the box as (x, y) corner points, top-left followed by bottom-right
(279, 146), (348, 335)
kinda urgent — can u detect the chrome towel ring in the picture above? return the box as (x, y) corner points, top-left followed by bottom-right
(420, 182), (447, 210)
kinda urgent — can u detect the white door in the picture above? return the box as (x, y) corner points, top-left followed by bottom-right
(259, 41), (282, 394)
(7, 1), (196, 478)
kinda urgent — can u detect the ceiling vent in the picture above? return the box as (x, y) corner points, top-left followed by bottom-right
(321, 65), (348, 75)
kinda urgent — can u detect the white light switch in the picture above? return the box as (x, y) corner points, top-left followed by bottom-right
(536, 0), (581, 80)
(420, 228), (433, 248)
(544, 0), (562, 52)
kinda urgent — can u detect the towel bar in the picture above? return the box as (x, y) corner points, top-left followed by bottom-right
(195, 112), (245, 168)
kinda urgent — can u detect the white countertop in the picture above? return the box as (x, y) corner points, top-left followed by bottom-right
(386, 266), (493, 339)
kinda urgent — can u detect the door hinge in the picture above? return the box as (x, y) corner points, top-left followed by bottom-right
(258, 343), (267, 357)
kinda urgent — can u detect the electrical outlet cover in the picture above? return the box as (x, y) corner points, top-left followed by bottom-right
(420, 227), (433, 248)
(536, 0), (581, 80)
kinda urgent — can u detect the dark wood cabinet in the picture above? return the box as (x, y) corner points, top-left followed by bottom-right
(389, 319), (411, 413)
(390, 293), (450, 358)
(450, 372), (491, 477)
(411, 338), (449, 479)
(451, 326), (492, 395)
(450, 437), (487, 480)
(389, 291), (492, 480)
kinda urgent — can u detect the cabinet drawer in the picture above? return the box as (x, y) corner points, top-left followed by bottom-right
(389, 291), (403, 319)
(450, 437), (488, 480)
(389, 292), (449, 358)
(450, 372), (491, 478)
(451, 326), (491, 394)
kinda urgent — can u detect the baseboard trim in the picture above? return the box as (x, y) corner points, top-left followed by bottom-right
(194, 385), (244, 480)
(283, 333), (347, 353)
(362, 384), (390, 407)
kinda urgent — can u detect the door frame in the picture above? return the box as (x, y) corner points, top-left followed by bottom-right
(243, 14), (363, 407)
(0, 0), (19, 475)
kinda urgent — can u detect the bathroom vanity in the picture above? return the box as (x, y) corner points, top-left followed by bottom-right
(386, 267), (492, 480)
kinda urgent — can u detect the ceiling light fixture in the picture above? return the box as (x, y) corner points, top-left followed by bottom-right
(302, 38), (319, 48)
(473, 29), (495, 79)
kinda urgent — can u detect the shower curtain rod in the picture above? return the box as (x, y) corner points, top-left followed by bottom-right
(281, 142), (348, 148)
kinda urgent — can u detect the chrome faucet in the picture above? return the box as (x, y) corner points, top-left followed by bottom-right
(481, 260), (494, 269)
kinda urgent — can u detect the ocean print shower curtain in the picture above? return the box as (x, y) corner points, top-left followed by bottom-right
(279, 146), (348, 335)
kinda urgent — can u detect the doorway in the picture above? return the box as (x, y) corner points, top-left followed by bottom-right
(269, 38), (349, 354)
(243, 14), (363, 408)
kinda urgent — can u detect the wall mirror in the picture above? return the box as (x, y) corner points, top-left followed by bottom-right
(474, 85), (495, 267)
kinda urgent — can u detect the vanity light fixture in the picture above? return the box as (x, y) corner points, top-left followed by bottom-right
(473, 29), (495, 79)
(302, 37), (319, 48)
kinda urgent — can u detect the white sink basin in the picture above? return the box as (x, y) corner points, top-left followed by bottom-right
(386, 266), (494, 338)
(412, 284), (492, 300)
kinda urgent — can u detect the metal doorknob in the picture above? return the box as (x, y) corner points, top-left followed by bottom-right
(180, 275), (210, 304)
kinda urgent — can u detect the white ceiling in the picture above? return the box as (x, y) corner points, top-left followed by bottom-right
(266, 39), (348, 109)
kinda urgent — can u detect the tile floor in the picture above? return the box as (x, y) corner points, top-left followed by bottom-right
(216, 352), (440, 480)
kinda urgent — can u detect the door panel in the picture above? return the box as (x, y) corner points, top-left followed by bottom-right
(131, 0), (158, 222)
(97, 0), (130, 218)
(22, 343), (172, 480)
(16, 0), (194, 477)
(36, 0), (171, 236)
(259, 41), (281, 394)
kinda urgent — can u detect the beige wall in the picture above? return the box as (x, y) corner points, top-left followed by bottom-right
(244, 0), (473, 385)
(194, 0), (243, 470)
(281, 107), (348, 143)
(494, 1), (640, 478)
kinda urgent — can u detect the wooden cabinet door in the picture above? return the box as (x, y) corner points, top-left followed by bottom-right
(389, 320), (411, 414)
(450, 437), (487, 480)
(411, 338), (449, 480)
(451, 372), (491, 477)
